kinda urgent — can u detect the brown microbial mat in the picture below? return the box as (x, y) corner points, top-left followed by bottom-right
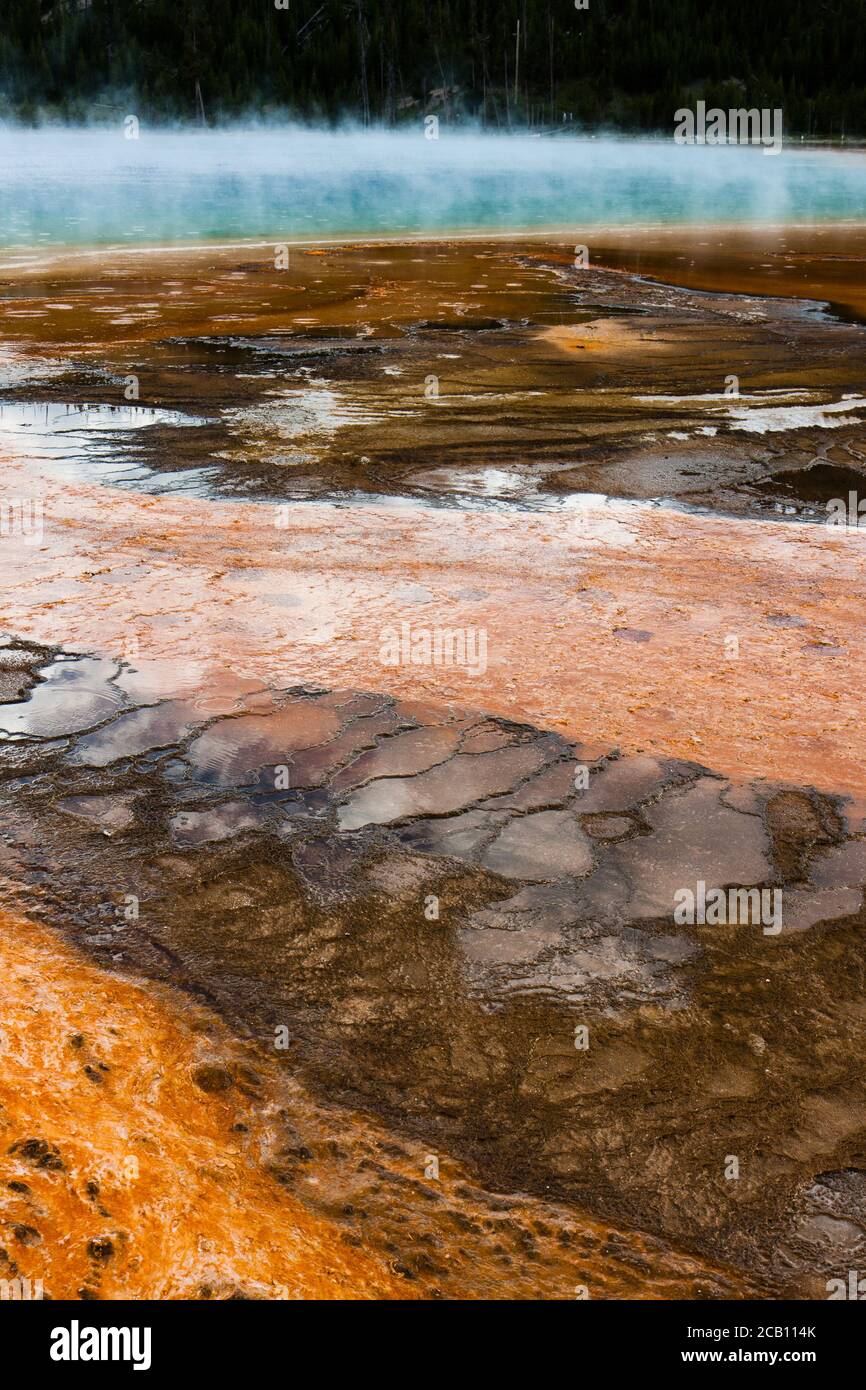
(1, 642), (866, 1298)
(3, 228), (866, 1301)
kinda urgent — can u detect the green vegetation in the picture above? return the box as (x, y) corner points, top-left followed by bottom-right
(2, 0), (864, 136)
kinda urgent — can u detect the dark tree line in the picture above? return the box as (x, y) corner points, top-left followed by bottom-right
(1, 0), (864, 135)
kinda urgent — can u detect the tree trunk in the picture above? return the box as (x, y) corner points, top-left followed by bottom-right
(356, 0), (370, 127)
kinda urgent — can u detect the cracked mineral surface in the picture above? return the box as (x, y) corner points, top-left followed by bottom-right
(2, 230), (866, 1299)
(1, 639), (865, 1298)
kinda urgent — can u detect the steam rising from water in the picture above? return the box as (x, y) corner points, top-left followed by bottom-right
(1, 126), (865, 248)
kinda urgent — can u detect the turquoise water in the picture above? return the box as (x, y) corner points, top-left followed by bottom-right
(0, 127), (864, 248)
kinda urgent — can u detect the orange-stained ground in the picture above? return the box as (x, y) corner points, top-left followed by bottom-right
(0, 441), (863, 796)
(2, 229), (865, 1300)
(586, 221), (866, 322)
(0, 903), (758, 1300)
(1, 230), (864, 797)
(0, 902), (414, 1300)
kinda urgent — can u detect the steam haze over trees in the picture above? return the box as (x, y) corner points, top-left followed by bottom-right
(1, 0), (864, 136)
